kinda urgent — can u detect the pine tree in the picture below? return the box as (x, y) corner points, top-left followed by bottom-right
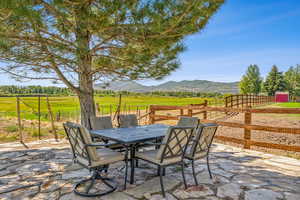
(239, 64), (262, 94)
(284, 65), (300, 97)
(0, 0), (224, 127)
(263, 65), (286, 96)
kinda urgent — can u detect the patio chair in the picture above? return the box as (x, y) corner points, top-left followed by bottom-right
(89, 116), (113, 130)
(89, 116), (114, 144)
(135, 126), (194, 197)
(63, 122), (128, 197)
(177, 116), (199, 128)
(118, 114), (138, 128)
(184, 123), (218, 185)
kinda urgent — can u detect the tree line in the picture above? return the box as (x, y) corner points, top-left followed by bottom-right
(0, 85), (72, 96)
(239, 64), (300, 97)
(0, 85), (225, 98)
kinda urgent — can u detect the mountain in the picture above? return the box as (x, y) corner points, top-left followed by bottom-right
(95, 81), (148, 92)
(95, 80), (239, 94)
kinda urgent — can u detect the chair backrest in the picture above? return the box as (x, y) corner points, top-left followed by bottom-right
(188, 123), (218, 158)
(63, 122), (98, 165)
(156, 126), (194, 163)
(89, 116), (113, 130)
(118, 114), (138, 128)
(177, 117), (199, 128)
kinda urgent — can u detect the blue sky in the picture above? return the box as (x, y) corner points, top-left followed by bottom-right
(141, 0), (300, 85)
(1, 0), (300, 86)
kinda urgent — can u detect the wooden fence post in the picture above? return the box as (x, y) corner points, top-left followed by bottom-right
(180, 109), (184, 116)
(56, 110), (61, 122)
(241, 94), (244, 107)
(95, 103), (100, 116)
(38, 95), (41, 140)
(149, 105), (155, 124)
(225, 96), (228, 108)
(244, 109), (252, 149)
(188, 106), (193, 117)
(17, 97), (23, 143)
(203, 100), (208, 119)
(46, 96), (58, 141)
(16, 97), (28, 148)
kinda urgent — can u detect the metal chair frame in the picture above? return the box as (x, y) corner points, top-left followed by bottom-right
(63, 122), (128, 197)
(135, 126), (194, 197)
(184, 123), (218, 185)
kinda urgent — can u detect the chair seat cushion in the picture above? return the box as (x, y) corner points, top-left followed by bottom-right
(136, 150), (182, 166)
(76, 148), (124, 167)
(184, 146), (207, 160)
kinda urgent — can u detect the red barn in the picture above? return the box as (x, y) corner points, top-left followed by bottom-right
(275, 92), (289, 102)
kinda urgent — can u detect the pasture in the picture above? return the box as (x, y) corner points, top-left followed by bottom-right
(0, 96), (222, 121)
(0, 95), (222, 143)
(0, 95), (298, 145)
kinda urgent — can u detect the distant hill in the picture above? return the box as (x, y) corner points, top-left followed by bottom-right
(95, 80), (239, 94)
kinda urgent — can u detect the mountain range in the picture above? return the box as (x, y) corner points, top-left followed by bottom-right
(95, 80), (239, 94)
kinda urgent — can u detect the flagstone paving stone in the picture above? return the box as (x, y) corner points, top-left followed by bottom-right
(0, 140), (299, 200)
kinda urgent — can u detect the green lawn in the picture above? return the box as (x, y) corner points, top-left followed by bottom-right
(0, 96), (222, 121)
(263, 102), (300, 118)
(275, 102), (300, 108)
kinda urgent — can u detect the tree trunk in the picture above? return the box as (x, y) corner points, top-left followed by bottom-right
(74, 4), (95, 128)
(78, 73), (95, 129)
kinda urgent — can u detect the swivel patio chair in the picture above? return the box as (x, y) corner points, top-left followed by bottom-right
(63, 122), (128, 197)
(177, 116), (199, 128)
(135, 126), (194, 197)
(118, 114), (138, 128)
(184, 123), (218, 185)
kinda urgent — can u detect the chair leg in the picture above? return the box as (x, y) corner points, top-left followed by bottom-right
(162, 167), (166, 176)
(104, 164), (109, 173)
(159, 167), (166, 197)
(135, 146), (139, 167)
(124, 148), (129, 190)
(191, 160), (198, 185)
(206, 155), (213, 179)
(181, 162), (188, 189)
(157, 166), (161, 176)
(130, 145), (135, 184)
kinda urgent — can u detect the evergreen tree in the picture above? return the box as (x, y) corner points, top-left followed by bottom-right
(263, 65), (286, 96)
(239, 64), (262, 94)
(284, 65), (300, 97)
(0, 0), (224, 127)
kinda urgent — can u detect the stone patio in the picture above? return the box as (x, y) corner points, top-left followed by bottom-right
(0, 140), (299, 200)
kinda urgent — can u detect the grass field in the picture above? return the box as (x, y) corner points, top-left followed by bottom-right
(0, 96), (222, 121)
(0, 95), (222, 142)
(0, 97), (298, 145)
(263, 102), (300, 118)
(275, 102), (300, 108)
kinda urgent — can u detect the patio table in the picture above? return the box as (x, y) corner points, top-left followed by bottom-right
(90, 124), (169, 184)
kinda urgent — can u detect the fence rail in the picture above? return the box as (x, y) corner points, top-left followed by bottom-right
(148, 100), (208, 124)
(225, 94), (275, 108)
(148, 104), (300, 153)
